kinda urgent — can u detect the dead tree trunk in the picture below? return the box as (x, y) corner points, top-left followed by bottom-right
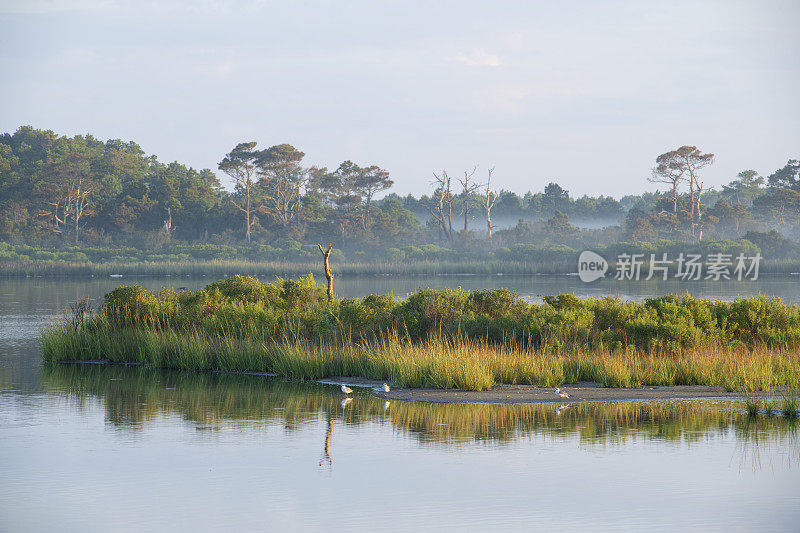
(163, 207), (175, 239)
(485, 167), (497, 241)
(694, 179), (705, 241)
(427, 171), (453, 242)
(317, 243), (334, 301)
(458, 166), (479, 232)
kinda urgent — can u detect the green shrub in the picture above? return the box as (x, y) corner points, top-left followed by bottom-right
(75, 276), (800, 356)
(206, 275), (279, 305)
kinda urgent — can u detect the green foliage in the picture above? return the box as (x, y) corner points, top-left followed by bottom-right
(782, 396), (798, 419)
(86, 279), (800, 354)
(40, 278), (800, 392)
(205, 274), (280, 304)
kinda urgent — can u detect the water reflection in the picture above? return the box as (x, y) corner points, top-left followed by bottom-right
(42, 363), (799, 461)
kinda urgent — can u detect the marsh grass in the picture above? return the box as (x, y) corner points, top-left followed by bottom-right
(42, 321), (800, 392)
(40, 276), (800, 391)
(782, 395), (798, 419)
(745, 396), (762, 417)
(2, 258), (562, 278)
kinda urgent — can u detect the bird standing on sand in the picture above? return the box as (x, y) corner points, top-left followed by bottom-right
(555, 387), (570, 398)
(341, 384), (353, 395)
(383, 383), (390, 392)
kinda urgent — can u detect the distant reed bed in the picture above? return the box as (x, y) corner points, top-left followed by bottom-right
(3, 259), (561, 277)
(41, 275), (800, 391)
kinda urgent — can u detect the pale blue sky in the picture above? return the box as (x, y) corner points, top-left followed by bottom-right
(1, 0), (798, 197)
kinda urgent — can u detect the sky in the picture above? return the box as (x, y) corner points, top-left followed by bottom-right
(1, 0), (798, 198)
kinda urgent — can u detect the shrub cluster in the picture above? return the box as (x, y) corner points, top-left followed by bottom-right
(97, 275), (800, 354)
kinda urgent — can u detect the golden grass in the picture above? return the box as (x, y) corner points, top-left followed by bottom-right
(41, 323), (800, 391)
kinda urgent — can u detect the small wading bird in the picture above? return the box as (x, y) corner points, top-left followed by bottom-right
(383, 383), (390, 392)
(341, 384), (353, 395)
(555, 387), (570, 398)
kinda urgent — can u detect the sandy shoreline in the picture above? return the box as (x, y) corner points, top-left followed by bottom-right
(319, 378), (790, 404)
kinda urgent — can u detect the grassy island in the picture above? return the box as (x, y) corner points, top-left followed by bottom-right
(42, 275), (800, 391)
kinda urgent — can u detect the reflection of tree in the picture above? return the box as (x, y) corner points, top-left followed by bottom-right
(320, 416), (333, 468)
(42, 363), (800, 469)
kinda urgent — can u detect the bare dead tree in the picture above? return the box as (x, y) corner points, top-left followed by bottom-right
(485, 167), (497, 241)
(43, 194), (73, 234)
(694, 178), (707, 240)
(445, 174), (453, 237)
(40, 179), (93, 243)
(38, 148), (96, 243)
(317, 243), (334, 302)
(457, 166), (481, 232)
(427, 170), (454, 241)
(71, 176), (94, 244)
(163, 206), (175, 238)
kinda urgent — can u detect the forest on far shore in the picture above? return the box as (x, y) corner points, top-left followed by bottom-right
(1, 126), (798, 266)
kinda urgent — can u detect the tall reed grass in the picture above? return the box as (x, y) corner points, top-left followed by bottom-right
(3, 259), (564, 278)
(41, 322), (800, 392)
(40, 275), (800, 391)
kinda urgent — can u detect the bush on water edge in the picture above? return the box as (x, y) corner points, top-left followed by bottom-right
(41, 275), (800, 391)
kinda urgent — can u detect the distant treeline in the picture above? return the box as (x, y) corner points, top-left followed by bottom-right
(3, 232), (798, 278)
(1, 126), (798, 258)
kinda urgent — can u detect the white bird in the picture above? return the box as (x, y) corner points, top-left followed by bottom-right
(341, 384), (353, 394)
(383, 383), (390, 392)
(555, 387), (570, 398)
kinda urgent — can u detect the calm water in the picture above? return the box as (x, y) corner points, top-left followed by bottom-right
(2, 276), (800, 532)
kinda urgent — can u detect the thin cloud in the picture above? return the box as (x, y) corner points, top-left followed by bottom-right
(451, 48), (500, 67)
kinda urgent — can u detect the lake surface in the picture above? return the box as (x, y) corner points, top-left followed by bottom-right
(2, 276), (800, 532)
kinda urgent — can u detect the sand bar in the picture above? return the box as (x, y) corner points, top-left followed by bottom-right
(319, 378), (791, 405)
